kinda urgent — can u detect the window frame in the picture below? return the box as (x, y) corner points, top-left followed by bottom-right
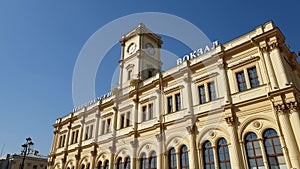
(217, 138), (231, 169)
(203, 141), (215, 169)
(263, 129), (286, 169)
(180, 145), (189, 169)
(233, 64), (261, 93)
(197, 80), (217, 105)
(168, 148), (177, 169)
(244, 132), (264, 169)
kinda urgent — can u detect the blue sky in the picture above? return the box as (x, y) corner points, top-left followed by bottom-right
(0, 0), (299, 156)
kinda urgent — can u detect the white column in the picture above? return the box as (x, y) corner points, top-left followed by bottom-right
(261, 46), (278, 89)
(94, 110), (100, 142)
(259, 137), (270, 169)
(269, 43), (289, 89)
(212, 146), (219, 169)
(130, 140), (138, 169)
(186, 126), (199, 169)
(155, 134), (165, 169)
(217, 61), (230, 103)
(276, 105), (300, 168)
(287, 102), (300, 149)
(225, 116), (245, 169)
(183, 75), (193, 113)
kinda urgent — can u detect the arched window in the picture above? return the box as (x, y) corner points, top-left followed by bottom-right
(103, 160), (109, 169)
(124, 156), (130, 169)
(168, 148), (177, 169)
(140, 153), (148, 169)
(217, 138), (231, 169)
(180, 145), (189, 169)
(117, 157), (123, 169)
(245, 132), (264, 168)
(81, 164), (85, 169)
(149, 151), (157, 169)
(203, 141), (215, 169)
(263, 129), (286, 169)
(97, 161), (102, 169)
(86, 163), (90, 169)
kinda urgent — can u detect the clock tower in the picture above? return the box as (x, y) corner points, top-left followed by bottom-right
(119, 23), (163, 88)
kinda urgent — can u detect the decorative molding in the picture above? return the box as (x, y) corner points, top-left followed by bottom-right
(287, 102), (299, 114)
(183, 76), (192, 83)
(225, 115), (235, 126)
(260, 46), (269, 53)
(253, 120), (262, 129)
(209, 131), (216, 138)
(227, 55), (259, 69)
(145, 144), (151, 151)
(91, 150), (97, 157)
(139, 96), (157, 104)
(130, 139), (139, 148)
(173, 138), (179, 145)
(269, 42), (279, 50)
(109, 146), (116, 153)
(186, 125), (198, 135)
(155, 133), (164, 142)
(164, 85), (184, 95)
(217, 62), (225, 69)
(275, 104), (288, 115)
(75, 154), (80, 160)
(194, 72), (218, 83)
(118, 104), (134, 112)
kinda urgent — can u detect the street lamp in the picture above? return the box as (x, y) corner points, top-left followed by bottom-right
(20, 137), (34, 169)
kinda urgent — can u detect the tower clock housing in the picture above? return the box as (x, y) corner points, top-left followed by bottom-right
(119, 23), (163, 88)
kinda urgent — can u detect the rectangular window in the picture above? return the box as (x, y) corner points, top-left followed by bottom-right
(128, 70), (132, 80)
(70, 131), (75, 144)
(59, 134), (66, 148)
(120, 114), (125, 129)
(208, 82), (216, 101)
(167, 96), (173, 113)
(236, 71), (247, 92)
(62, 135), (66, 147)
(107, 119), (111, 133)
(126, 111), (131, 127)
(75, 130), (79, 143)
(248, 67), (259, 88)
(89, 125), (93, 139)
(175, 93), (181, 111)
(149, 103), (154, 119)
(142, 106), (147, 122)
(198, 85), (206, 104)
(58, 135), (62, 148)
(84, 125), (93, 140)
(70, 130), (78, 144)
(101, 120), (106, 135)
(85, 126), (89, 140)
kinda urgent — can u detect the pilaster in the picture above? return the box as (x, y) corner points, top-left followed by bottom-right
(287, 101), (300, 148)
(186, 125), (199, 169)
(269, 41), (289, 89)
(224, 115), (245, 169)
(217, 60), (231, 104)
(260, 45), (278, 89)
(130, 139), (138, 169)
(275, 104), (300, 168)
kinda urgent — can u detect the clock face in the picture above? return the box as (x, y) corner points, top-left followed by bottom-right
(128, 43), (136, 54)
(145, 43), (155, 55)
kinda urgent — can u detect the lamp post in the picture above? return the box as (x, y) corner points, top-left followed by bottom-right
(20, 137), (34, 169)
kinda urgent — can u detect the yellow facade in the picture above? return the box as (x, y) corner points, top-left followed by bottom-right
(48, 21), (300, 169)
